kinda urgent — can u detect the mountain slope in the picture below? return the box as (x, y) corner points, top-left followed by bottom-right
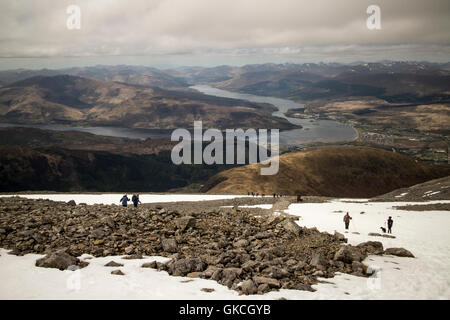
(201, 146), (450, 197)
(0, 75), (295, 130)
(373, 175), (450, 201)
(0, 145), (236, 192)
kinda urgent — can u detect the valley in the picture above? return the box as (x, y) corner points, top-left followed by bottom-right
(0, 62), (448, 194)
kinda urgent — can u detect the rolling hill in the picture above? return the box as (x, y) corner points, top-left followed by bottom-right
(201, 146), (450, 197)
(0, 74), (295, 130)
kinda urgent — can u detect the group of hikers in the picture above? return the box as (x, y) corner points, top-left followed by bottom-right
(120, 194), (141, 208)
(343, 212), (394, 234)
(247, 192), (289, 198)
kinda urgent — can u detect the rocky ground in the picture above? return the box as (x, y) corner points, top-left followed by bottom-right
(372, 175), (450, 202)
(393, 203), (450, 211)
(0, 196), (414, 295)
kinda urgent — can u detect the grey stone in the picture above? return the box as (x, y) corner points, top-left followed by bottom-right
(333, 245), (363, 264)
(253, 276), (281, 288)
(161, 237), (178, 253)
(239, 279), (258, 295)
(310, 252), (328, 267)
(357, 241), (384, 255)
(35, 251), (78, 270)
(233, 239), (249, 248)
(105, 261), (124, 267)
(280, 219), (302, 235)
(175, 216), (196, 231)
(67, 200), (76, 206)
(111, 269), (125, 275)
(141, 261), (157, 268)
(170, 258), (206, 276)
(384, 248), (414, 258)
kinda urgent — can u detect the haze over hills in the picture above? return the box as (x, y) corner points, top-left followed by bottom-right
(0, 65), (188, 89)
(0, 74), (294, 130)
(201, 146), (450, 198)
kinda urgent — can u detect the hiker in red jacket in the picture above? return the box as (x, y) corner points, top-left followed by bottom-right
(343, 212), (352, 230)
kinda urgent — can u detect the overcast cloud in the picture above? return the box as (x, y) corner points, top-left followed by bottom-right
(0, 0), (449, 69)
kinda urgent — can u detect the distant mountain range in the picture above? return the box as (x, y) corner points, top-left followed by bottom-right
(199, 62), (450, 103)
(1, 61), (447, 129)
(0, 65), (188, 89)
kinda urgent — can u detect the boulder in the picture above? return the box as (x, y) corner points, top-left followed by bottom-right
(124, 246), (134, 255)
(310, 252), (328, 267)
(257, 283), (271, 294)
(221, 268), (243, 283)
(105, 261), (124, 267)
(266, 215), (285, 226)
(280, 219), (302, 236)
(161, 237), (178, 253)
(203, 265), (221, 278)
(239, 279), (258, 295)
(175, 216), (196, 231)
(35, 251), (79, 270)
(351, 261), (365, 274)
(141, 261), (157, 269)
(262, 266), (290, 279)
(90, 228), (105, 239)
(67, 200), (76, 206)
(333, 245), (363, 264)
(233, 239), (249, 248)
(111, 269), (125, 275)
(253, 276), (281, 288)
(384, 248), (415, 258)
(334, 231), (347, 242)
(169, 258), (206, 276)
(357, 241), (384, 255)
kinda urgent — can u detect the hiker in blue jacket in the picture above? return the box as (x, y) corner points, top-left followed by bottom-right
(387, 216), (394, 234)
(120, 194), (130, 207)
(131, 194), (141, 208)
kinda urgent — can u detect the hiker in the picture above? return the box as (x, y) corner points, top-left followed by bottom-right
(387, 216), (394, 233)
(132, 194), (141, 208)
(297, 194), (302, 202)
(343, 212), (352, 230)
(120, 194), (130, 207)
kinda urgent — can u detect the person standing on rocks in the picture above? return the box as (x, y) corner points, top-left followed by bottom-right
(132, 194), (141, 208)
(120, 194), (130, 207)
(387, 216), (394, 233)
(343, 212), (352, 230)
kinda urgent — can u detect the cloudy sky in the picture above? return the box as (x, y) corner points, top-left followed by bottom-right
(1, 0), (449, 69)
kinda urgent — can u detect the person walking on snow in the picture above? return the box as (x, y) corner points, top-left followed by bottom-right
(120, 194), (130, 207)
(132, 194), (141, 208)
(343, 212), (352, 230)
(387, 216), (394, 234)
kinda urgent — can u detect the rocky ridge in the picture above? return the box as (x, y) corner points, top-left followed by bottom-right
(0, 196), (414, 295)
